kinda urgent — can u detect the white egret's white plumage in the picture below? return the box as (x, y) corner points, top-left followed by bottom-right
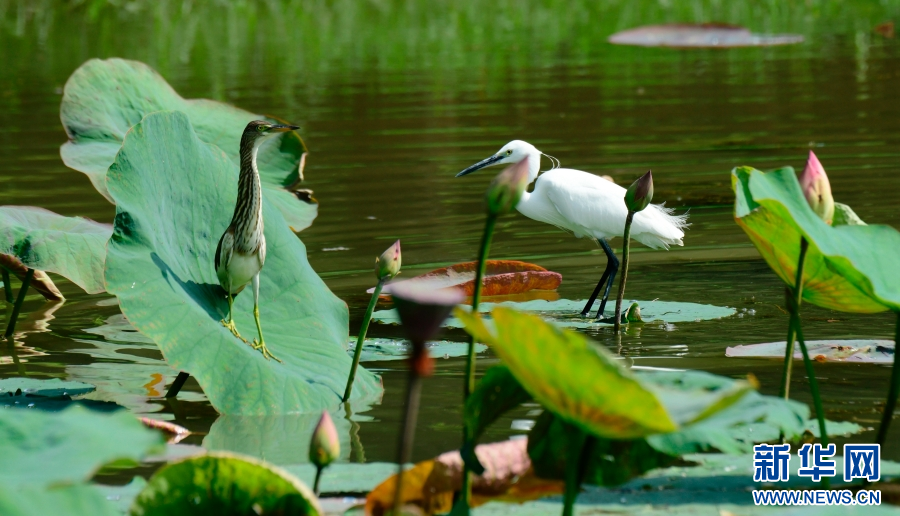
(456, 140), (688, 318)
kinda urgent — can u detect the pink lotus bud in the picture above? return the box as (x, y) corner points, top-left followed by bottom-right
(485, 160), (530, 215)
(309, 410), (340, 468)
(375, 240), (402, 280)
(798, 151), (835, 225)
(389, 282), (464, 347)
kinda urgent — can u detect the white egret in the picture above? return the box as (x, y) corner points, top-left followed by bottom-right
(456, 140), (688, 319)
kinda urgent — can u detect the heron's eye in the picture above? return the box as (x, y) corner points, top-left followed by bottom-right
(257, 125), (266, 133)
(506, 149), (512, 156)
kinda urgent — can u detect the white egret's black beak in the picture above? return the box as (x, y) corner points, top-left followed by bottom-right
(456, 154), (504, 177)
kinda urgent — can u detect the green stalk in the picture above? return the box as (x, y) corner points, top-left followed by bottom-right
(779, 238), (808, 400)
(876, 312), (900, 445)
(4, 268), (33, 338)
(343, 278), (385, 402)
(562, 433), (594, 516)
(464, 214), (497, 399)
(313, 465), (324, 497)
(456, 213), (497, 514)
(2, 268), (12, 303)
(393, 371), (423, 515)
(613, 212), (635, 333)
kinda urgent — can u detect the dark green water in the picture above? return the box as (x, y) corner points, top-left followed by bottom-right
(1, 0), (899, 474)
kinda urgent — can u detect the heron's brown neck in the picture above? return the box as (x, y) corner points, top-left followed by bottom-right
(230, 133), (264, 252)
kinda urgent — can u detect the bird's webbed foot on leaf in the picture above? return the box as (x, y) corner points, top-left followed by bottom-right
(252, 339), (283, 363)
(221, 319), (247, 343)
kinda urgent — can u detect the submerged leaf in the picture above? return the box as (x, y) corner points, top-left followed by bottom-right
(0, 206), (111, 295)
(733, 166), (900, 313)
(727, 339), (895, 364)
(131, 452), (321, 516)
(0, 377), (95, 397)
(60, 58), (317, 231)
(375, 260), (561, 297)
(104, 111), (380, 415)
(365, 439), (563, 516)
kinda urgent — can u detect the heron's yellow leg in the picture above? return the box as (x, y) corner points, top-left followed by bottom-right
(221, 293), (247, 342)
(252, 305), (281, 363)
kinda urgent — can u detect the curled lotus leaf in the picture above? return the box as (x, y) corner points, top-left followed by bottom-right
(103, 111), (380, 415)
(0, 206), (111, 296)
(374, 260), (561, 297)
(60, 58), (316, 232)
(733, 166), (900, 313)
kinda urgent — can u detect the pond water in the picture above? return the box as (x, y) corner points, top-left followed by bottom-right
(1, 0), (899, 477)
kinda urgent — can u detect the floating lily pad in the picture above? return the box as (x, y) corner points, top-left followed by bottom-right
(103, 111), (380, 415)
(373, 260), (561, 297)
(0, 377), (95, 397)
(348, 337), (486, 362)
(0, 206), (111, 294)
(727, 339), (895, 364)
(60, 58), (317, 232)
(373, 299), (734, 329)
(0, 405), (163, 488)
(609, 24), (803, 48)
(733, 166), (900, 313)
(131, 452), (321, 516)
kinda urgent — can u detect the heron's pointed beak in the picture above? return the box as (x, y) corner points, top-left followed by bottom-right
(269, 124), (299, 133)
(456, 155), (504, 177)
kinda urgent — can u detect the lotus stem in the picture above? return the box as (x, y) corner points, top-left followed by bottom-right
(613, 212), (635, 333)
(313, 465), (324, 497)
(2, 268), (12, 303)
(393, 370), (423, 515)
(345, 402), (366, 463)
(562, 433), (595, 516)
(4, 268), (33, 338)
(779, 237), (809, 400)
(465, 213), (497, 399)
(876, 312), (900, 446)
(343, 278), (385, 402)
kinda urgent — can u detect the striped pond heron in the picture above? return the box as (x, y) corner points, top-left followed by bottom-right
(457, 140), (688, 320)
(215, 120), (298, 362)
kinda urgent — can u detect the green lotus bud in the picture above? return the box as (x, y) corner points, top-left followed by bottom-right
(375, 240), (402, 280)
(624, 170), (653, 212)
(798, 151), (835, 225)
(485, 160), (530, 215)
(309, 410), (340, 469)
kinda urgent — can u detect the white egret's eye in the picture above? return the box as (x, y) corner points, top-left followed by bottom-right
(506, 149), (513, 156)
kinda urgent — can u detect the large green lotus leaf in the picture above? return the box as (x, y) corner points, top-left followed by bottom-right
(103, 111), (380, 415)
(0, 206), (111, 294)
(373, 299), (735, 329)
(733, 166), (900, 313)
(0, 405), (163, 488)
(457, 307), (753, 440)
(131, 452), (321, 516)
(0, 484), (120, 516)
(456, 306), (676, 439)
(60, 58), (317, 232)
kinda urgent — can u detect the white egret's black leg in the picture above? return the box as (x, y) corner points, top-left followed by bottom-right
(580, 239), (616, 317)
(594, 239), (620, 320)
